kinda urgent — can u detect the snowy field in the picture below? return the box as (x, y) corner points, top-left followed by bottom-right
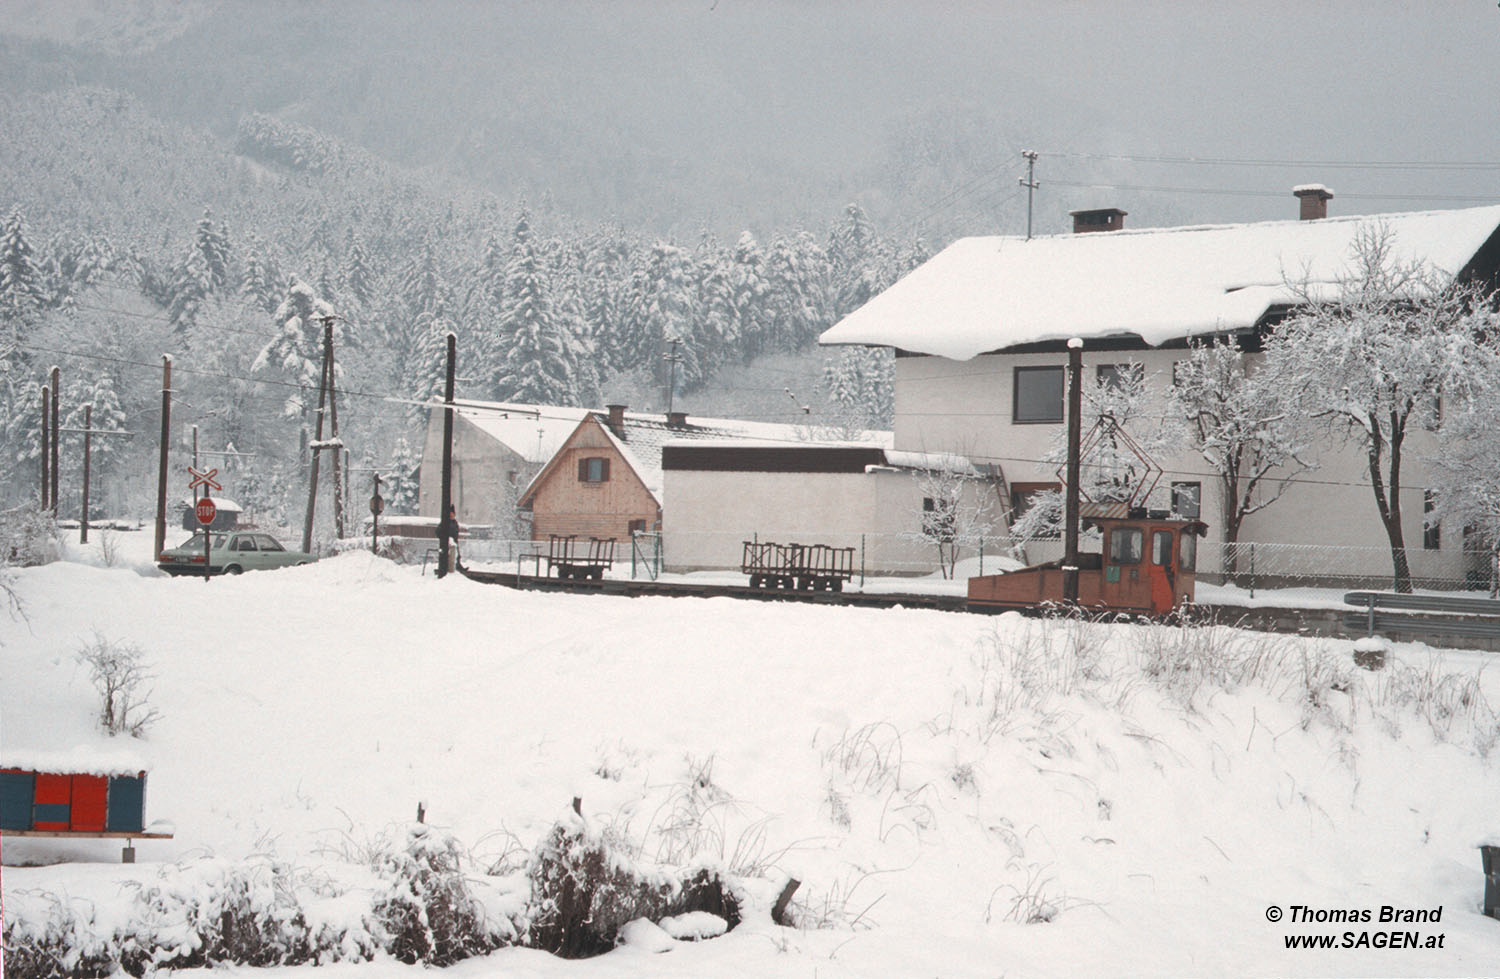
(4, 529), (1500, 978)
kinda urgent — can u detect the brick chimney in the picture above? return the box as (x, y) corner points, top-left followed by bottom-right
(605, 404), (627, 438)
(1293, 184), (1333, 220)
(666, 411), (688, 428)
(1070, 208), (1127, 233)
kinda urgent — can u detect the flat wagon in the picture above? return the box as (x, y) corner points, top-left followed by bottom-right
(742, 540), (855, 592)
(546, 534), (616, 580)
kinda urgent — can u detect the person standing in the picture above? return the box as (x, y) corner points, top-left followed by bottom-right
(438, 504), (464, 572)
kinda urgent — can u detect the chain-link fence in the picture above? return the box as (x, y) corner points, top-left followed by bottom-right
(369, 527), (1500, 596)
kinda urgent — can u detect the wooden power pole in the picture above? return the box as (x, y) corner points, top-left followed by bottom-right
(39, 383), (49, 509)
(437, 332), (456, 579)
(50, 365), (60, 513)
(154, 356), (172, 559)
(1062, 338), (1083, 604)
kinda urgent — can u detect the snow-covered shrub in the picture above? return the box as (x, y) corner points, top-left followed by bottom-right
(370, 823), (516, 966)
(75, 632), (160, 738)
(1, 502), (61, 568)
(527, 808), (740, 958)
(2, 891), (116, 979)
(118, 858), (312, 972)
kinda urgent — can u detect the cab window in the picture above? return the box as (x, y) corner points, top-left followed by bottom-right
(1151, 530), (1172, 566)
(234, 536), (257, 551)
(1109, 527), (1142, 564)
(1179, 532), (1197, 572)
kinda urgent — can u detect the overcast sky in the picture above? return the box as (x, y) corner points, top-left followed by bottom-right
(4, 0), (1497, 233)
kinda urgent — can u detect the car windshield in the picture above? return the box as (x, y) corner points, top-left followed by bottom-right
(175, 532), (226, 550)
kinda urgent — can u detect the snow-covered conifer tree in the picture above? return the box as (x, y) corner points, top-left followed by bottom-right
(194, 209), (232, 293)
(492, 212), (575, 404)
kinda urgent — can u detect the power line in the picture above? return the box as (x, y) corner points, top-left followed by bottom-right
(1046, 178), (1500, 204)
(1040, 150), (1500, 172)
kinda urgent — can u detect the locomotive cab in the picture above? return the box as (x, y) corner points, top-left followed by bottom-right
(968, 507), (1209, 616)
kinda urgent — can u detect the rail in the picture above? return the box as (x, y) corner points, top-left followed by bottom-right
(1343, 591), (1500, 639)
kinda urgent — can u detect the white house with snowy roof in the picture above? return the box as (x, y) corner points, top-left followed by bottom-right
(820, 192), (1500, 586)
(418, 399), (1001, 575)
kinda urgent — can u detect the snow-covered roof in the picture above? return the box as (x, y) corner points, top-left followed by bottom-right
(452, 401), (590, 465)
(448, 398), (892, 506)
(177, 497), (242, 511)
(819, 205), (1500, 361)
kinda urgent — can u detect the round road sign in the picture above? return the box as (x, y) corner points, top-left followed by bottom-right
(369, 494), (385, 515)
(195, 496), (218, 526)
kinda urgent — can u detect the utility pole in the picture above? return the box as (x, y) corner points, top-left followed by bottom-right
(1062, 338), (1083, 604)
(301, 322), (331, 554)
(39, 383), (49, 509)
(302, 315), (345, 550)
(80, 404), (91, 542)
(324, 317), (344, 539)
(49, 365), (60, 513)
(437, 332), (457, 579)
(154, 356), (172, 559)
(663, 336), (684, 415)
(1019, 150), (1039, 241)
(61, 404), (132, 542)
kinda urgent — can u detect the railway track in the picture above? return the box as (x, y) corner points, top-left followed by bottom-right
(457, 566), (1498, 651)
(458, 567), (969, 611)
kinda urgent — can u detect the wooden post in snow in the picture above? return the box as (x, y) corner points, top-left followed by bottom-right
(437, 332), (456, 579)
(1063, 338), (1083, 604)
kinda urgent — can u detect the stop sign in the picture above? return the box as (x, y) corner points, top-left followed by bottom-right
(195, 496), (217, 526)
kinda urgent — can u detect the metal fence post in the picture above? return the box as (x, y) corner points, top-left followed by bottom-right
(1249, 543), (1256, 599)
(860, 534), (866, 589)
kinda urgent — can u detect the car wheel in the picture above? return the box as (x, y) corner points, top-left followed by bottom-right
(225, 564), (243, 575)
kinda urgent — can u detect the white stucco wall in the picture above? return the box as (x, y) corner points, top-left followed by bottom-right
(892, 350), (1473, 585)
(661, 468), (1001, 575)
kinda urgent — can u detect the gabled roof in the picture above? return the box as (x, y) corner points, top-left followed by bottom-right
(818, 204), (1500, 361)
(443, 399), (889, 507)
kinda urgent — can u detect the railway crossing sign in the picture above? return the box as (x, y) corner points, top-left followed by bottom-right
(195, 496), (217, 526)
(187, 466), (222, 493)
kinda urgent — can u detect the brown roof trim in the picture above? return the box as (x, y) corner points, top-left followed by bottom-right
(662, 445), (887, 473)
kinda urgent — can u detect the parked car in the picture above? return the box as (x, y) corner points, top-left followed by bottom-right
(157, 531), (317, 576)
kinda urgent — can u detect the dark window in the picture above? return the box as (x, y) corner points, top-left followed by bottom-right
(578, 457), (611, 483)
(1109, 527), (1143, 564)
(1152, 530), (1172, 566)
(1171, 482), (1201, 519)
(1424, 490), (1440, 550)
(234, 536), (256, 552)
(1013, 366), (1064, 424)
(1096, 363), (1144, 391)
(628, 519), (647, 535)
(256, 535), (284, 552)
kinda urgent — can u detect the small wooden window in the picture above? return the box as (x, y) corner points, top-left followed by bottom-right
(578, 457), (610, 483)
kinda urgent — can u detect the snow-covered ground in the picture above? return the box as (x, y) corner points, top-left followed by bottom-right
(4, 530), (1500, 977)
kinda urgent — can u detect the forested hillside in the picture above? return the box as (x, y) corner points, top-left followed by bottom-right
(0, 86), (908, 524)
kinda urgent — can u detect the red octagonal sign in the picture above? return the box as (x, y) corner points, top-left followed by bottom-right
(195, 496), (217, 526)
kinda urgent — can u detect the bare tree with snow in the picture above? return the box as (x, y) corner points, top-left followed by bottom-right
(1266, 223), (1500, 592)
(1167, 339), (1315, 574)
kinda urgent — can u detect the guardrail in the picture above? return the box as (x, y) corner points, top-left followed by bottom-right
(1343, 591), (1500, 640)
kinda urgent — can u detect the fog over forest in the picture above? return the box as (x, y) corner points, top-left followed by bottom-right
(1, 0), (1496, 525)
